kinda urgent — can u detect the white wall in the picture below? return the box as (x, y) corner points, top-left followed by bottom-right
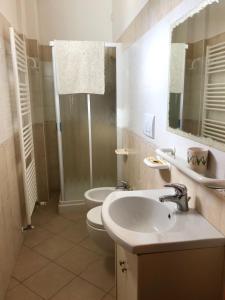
(21, 0), (39, 40)
(112, 0), (148, 41)
(116, 0), (225, 179)
(37, 0), (112, 45)
(0, 0), (23, 30)
(0, 0), (39, 39)
(1, 0), (145, 41)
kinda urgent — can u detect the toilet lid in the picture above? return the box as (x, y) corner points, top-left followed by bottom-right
(87, 206), (104, 230)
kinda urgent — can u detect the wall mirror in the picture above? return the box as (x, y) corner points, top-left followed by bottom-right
(168, 0), (225, 150)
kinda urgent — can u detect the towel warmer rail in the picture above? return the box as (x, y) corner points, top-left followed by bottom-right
(9, 27), (38, 229)
(202, 41), (225, 142)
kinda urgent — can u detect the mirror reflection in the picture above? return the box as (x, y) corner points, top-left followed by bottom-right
(169, 0), (225, 145)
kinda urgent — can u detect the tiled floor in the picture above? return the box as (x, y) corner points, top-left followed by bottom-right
(5, 194), (116, 300)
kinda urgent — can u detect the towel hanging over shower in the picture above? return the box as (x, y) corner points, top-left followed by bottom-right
(53, 40), (105, 95)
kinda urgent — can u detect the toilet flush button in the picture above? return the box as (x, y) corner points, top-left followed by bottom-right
(143, 113), (155, 139)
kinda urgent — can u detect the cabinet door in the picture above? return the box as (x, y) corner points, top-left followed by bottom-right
(138, 247), (224, 300)
(116, 245), (138, 300)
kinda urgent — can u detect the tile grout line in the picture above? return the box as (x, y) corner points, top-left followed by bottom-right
(13, 249), (73, 286)
(18, 260), (77, 299)
(9, 199), (115, 299)
(23, 221), (99, 265)
(47, 275), (78, 300)
(77, 274), (114, 295)
(53, 253), (103, 277)
(14, 260), (52, 285)
(17, 246), (105, 293)
(8, 282), (46, 300)
(105, 289), (116, 300)
(100, 291), (112, 300)
(37, 220), (74, 234)
(30, 236), (88, 260)
(78, 240), (108, 257)
(30, 235), (76, 259)
(47, 274), (108, 300)
(23, 232), (58, 250)
(60, 213), (87, 223)
(36, 219), (89, 245)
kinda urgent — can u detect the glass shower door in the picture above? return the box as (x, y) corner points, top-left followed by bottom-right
(91, 47), (117, 187)
(58, 47), (117, 203)
(60, 94), (90, 202)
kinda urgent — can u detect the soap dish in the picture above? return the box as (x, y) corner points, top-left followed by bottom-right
(144, 156), (170, 170)
(115, 148), (129, 156)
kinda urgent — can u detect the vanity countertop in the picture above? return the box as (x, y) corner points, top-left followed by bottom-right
(102, 189), (225, 254)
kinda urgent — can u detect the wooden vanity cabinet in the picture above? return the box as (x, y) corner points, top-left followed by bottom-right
(116, 244), (224, 300)
(116, 244), (138, 300)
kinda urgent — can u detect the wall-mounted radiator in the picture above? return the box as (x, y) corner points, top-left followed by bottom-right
(202, 41), (225, 143)
(9, 27), (38, 228)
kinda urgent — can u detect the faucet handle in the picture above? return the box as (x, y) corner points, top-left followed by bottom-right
(164, 183), (187, 197)
(116, 180), (130, 190)
(120, 180), (128, 186)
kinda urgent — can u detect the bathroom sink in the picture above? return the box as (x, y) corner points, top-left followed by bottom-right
(102, 189), (225, 254)
(108, 196), (175, 233)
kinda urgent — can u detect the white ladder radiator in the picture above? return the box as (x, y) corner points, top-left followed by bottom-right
(9, 27), (38, 229)
(202, 41), (225, 143)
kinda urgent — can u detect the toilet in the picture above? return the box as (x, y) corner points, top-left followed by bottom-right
(85, 187), (115, 254)
(86, 206), (114, 254)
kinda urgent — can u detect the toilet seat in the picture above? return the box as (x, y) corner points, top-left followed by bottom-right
(87, 206), (104, 230)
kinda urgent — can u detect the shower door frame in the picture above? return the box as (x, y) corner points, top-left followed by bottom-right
(51, 42), (65, 205)
(51, 41), (117, 211)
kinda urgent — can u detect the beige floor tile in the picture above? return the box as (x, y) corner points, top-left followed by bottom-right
(5, 284), (43, 300)
(23, 263), (74, 299)
(34, 235), (74, 260)
(79, 237), (108, 256)
(59, 220), (88, 244)
(102, 293), (115, 300)
(62, 207), (88, 222)
(41, 216), (74, 234)
(56, 245), (100, 275)
(32, 210), (56, 226)
(7, 277), (20, 291)
(51, 277), (104, 300)
(46, 194), (59, 210)
(24, 226), (54, 248)
(12, 246), (49, 281)
(80, 257), (115, 292)
(109, 286), (116, 297)
(31, 194), (59, 226)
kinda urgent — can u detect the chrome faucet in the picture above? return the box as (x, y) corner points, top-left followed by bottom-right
(159, 183), (190, 212)
(116, 180), (130, 191)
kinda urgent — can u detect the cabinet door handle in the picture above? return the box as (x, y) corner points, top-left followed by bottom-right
(122, 267), (127, 273)
(119, 260), (125, 266)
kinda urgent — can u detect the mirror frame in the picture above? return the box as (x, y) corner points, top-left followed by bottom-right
(167, 0), (225, 152)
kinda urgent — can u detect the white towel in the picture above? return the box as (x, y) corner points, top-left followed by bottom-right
(54, 40), (105, 95)
(170, 43), (187, 93)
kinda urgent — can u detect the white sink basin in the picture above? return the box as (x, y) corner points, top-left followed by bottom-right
(102, 189), (225, 254)
(109, 196), (175, 233)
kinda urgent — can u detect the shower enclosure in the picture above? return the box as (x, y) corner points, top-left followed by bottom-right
(52, 46), (117, 209)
